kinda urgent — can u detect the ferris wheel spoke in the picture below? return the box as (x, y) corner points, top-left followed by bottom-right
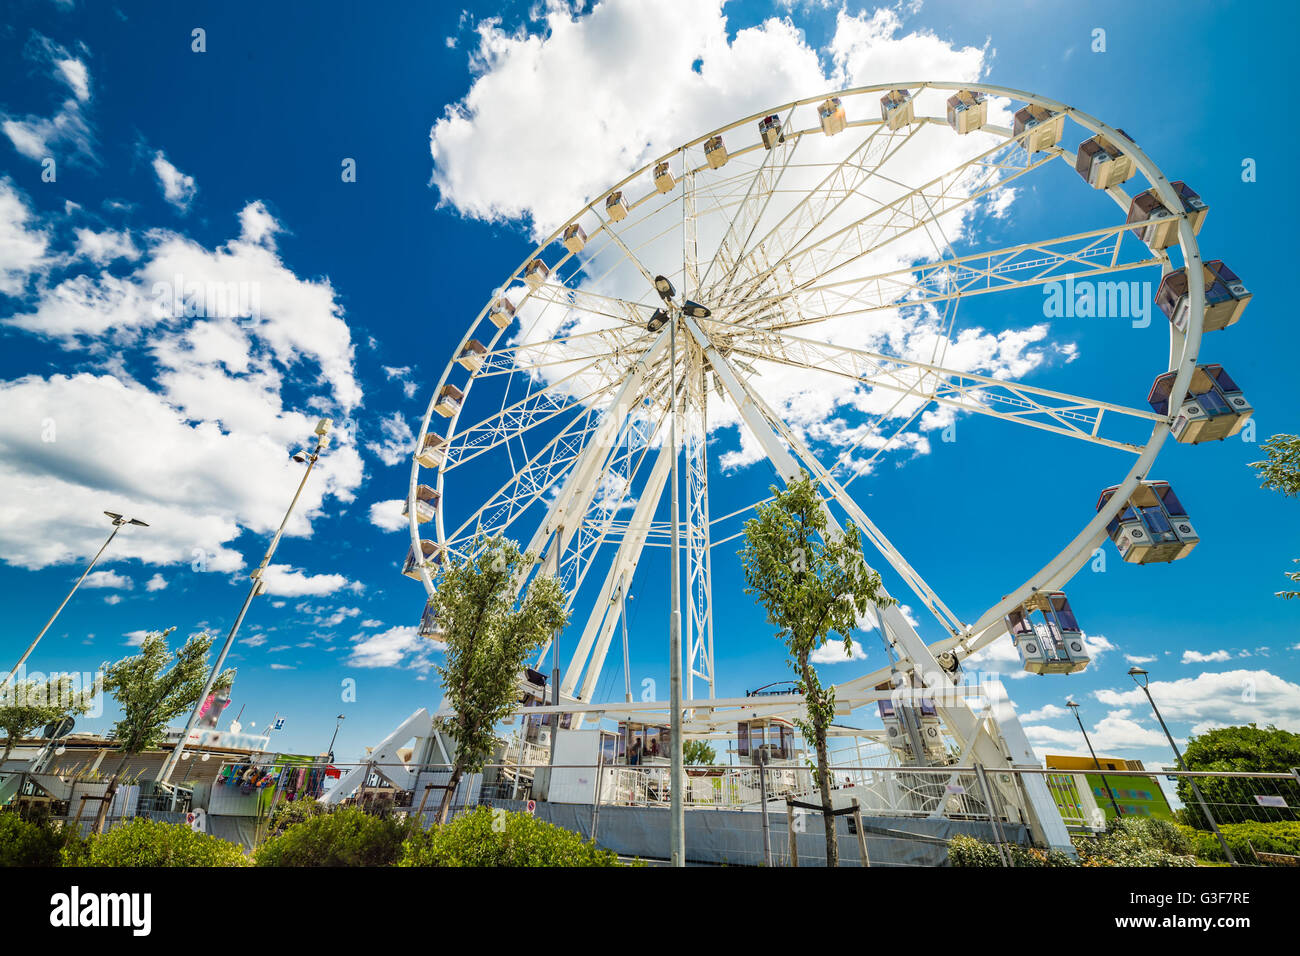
(518, 281), (652, 331)
(721, 129), (1057, 317)
(727, 221), (1164, 333)
(706, 120), (918, 306)
(732, 330), (1161, 452)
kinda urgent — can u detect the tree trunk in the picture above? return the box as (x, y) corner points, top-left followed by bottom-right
(813, 720), (838, 867)
(92, 755), (130, 835)
(435, 767), (463, 825)
(1, 737), (13, 766)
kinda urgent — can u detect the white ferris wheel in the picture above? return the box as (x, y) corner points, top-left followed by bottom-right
(401, 81), (1251, 756)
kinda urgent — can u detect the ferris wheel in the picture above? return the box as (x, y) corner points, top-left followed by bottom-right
(402, 81), (1251, 735)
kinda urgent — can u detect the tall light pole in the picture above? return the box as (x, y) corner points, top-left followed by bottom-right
(2, 511), (148, 695)
(157, 418), (333, 786)
(652, 275), (711, 867)
(1066, 699), (1122, 821)
(1128, 666), (1236, 865)
(326, 714), (345, 762)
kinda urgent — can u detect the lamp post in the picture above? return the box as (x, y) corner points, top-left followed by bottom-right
(1066, 699), (1123, 821)
(326, 714), (345, 762)
(1128, 666), (1236, 865)
(2, 511), (148, 695)
(156, 418), (333, 786)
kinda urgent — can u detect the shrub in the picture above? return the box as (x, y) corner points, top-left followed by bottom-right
(265, 796), (329, 839)
(255, 807), (412, 867)
(0, 811), (80, 867)
(947, 833), (1074, 867)
(84, 818), (248, 867)
(399, 806), (623, 867)
(1186, 821), (1300, 865)
(1074, 820), (1195, 868)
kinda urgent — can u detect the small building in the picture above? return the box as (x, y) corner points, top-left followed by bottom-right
(1045, 754), (1175, 823)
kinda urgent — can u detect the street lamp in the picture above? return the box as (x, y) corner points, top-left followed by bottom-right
(2, 511), (148, 695)
(1066, 699), (1122, 821)
(1128, 666), (1236, 865)
(156, 418), (334, 787)
(326, 714), (345, 762)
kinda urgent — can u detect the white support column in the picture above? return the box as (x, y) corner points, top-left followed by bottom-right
(683, 336), (715, 698)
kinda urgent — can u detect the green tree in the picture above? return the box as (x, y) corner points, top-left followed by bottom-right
(1176, 724), (1300, 828)
(1249, 433), (1300, 599)
(94, 628), (232, 833)
(430, 536), (568, 823)
(683, 739), (717, 766)
(0, 674), (96, 765)
(738, 473), (893, 867)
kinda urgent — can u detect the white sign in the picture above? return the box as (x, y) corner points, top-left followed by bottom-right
(1254, 794), (1288, 809)
(525, 800), (537, 816)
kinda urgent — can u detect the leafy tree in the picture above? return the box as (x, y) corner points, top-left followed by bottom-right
(80, 817), (248, 867)
(738, 473), (892, 867)
(255, 807), (412, 866)
(0, 810), (82, 867)
(0, 674), (96, 765)
(94, 628), (232, 833)
(430, 536), (568, 823)
(683, 739), (717, 766)
(1249, 434), (1300, 599)
(1176, 724), (1300, 828)
(398, 806), (623, 867)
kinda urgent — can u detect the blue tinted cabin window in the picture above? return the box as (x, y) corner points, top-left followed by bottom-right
(1141, 506), (1172, 534)
(1210, 367), (1240, 392)
(1160, 487), (1188, 517)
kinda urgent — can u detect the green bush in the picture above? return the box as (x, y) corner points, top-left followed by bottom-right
(1186, 821), (1300, 865)
(0, 811), (81, 867)
(399, 806), (623, 867)
(255, 807), (412, 867)
(265, 797), (329, 839)
(83, 818), (248, 867)
(1075, 819), (1196, 868)
(947, 833), (1074, 867)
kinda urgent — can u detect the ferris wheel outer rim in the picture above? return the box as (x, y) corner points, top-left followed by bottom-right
(405, 80), (1206, 675)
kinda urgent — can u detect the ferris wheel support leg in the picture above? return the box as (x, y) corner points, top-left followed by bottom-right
(684, 316), (1072, 852)
(561, 443), (673, 706)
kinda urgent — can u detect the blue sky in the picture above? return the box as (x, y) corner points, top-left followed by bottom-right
(1, 0), (1297, 770)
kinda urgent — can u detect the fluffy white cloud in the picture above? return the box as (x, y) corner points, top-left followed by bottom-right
(365, 412), (413, 466)
(145, 573), (168, 591)
(258, 564), (356, 598)
(73, 226), (139, 265)
(82, 569), (132, 589)
(151, 151), (197, 211)
(1182, 649), (1231, 664)
(0, 179), (50, 294)
(368, 498), (408, 532)
(346, 625), (441, 669)
(1024, 708), (1168, 754)
(1095, 669), (1300, 736)
(1020, 703), (1069, 722)
(2, 36), (96, 163)
(810, 639), (867, 664)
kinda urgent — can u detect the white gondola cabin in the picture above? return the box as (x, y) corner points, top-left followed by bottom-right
(402, 540), (443, 581)
(488, 296), (515, 330)
(619, 721), (671, 766)
(415, 432), (446, 469)
(1075, 130), (1135, 189)
(946, 89), (987, 134)
(1004, 592), (1089, 675)
(1155, 260), (1251, 334)
(1097, 481), (1198, 564)
(704, 134), (727, 169)
(736, 717), (797, 766)
(1148, 365), (1252, 444)
(562, 222), (587, 254)
(456, 339), (487, 373)
(1012, 104), (1064, 152)
(605, 190), (629, 222)
(879, 89), (914, 130)
(818, 96), (846, 136)
(402, 484), (440, 524)
(653, 161), (675, 193)
(1126, 181), (1207, 250)
(418, 598), (444, 638)
(524, 258), (550, 289)
(877, 695), (947, 764)
(758, 114), (783, 149)
(433, 383), (464, 418)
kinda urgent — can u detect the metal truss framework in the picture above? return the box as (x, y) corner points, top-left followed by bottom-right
(403, 81), (1212, 850)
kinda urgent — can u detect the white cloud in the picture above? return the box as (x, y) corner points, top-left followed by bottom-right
(1024, 710), (1167, 754)
(1095, 669), (1300, 736)
(365, 412), (413, 466)
(1182, 649), (1231, 664)
(346, 625), (441, 669)
(368, 499), (408, 532)
(151, 151), (197, 211)
(810, 639), (867, 664)
(1125, 654), (1157, 665)
(258, 564), (355, 598)
(2, 36), (96, 163)
(82, 569), (132, 589)
(1020, 703), (1068, 722)
(145, 573), (168, 591)
(123, 629), (148, 647)
(73, 226), (139, 265)
(0, 179), (50, 294)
